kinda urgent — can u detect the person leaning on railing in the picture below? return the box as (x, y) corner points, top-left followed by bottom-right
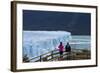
(65, 42), (71, 53)
(58, 42), (64, 59)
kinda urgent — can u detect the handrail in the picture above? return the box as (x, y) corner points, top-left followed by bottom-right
(29, 49), (58, 61)
(29, 49), (70, 62)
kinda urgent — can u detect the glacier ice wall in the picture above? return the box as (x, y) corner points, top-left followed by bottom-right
(23, 31), (71, 59)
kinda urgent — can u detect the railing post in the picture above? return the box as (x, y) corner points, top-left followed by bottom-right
(51, 51), (54, 60)
(40, 55), (42, 62)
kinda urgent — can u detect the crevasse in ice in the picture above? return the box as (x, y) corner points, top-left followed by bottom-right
(23, 31), (71, 59)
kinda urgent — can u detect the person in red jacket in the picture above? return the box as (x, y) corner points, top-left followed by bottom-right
(58, 42), (64, 59)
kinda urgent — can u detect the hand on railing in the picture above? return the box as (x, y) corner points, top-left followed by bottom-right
(55, 48), (59, 50)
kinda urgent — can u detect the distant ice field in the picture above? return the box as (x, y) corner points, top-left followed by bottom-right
(70, 35), (91, 50)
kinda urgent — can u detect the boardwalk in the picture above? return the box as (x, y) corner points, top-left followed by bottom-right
(23, 49), (90, 63)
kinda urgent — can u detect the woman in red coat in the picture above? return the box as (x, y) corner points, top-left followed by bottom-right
(58, 42), (64, 58)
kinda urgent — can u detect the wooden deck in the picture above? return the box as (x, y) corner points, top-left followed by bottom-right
(23, 49), (90, 63)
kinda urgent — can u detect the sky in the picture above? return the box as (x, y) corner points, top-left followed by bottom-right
(23, 10), (91, 35)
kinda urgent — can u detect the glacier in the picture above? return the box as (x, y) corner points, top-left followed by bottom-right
(23, 31), (71, 59)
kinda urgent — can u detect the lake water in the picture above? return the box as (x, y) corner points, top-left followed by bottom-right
(69, 35), (91, 50)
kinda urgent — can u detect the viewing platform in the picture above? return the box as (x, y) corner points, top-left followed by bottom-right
(23, 48), (90, 62)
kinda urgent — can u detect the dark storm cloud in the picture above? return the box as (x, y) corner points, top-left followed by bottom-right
(23, 10), (91, 35)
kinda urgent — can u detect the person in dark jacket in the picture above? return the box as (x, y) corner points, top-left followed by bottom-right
(65, 42), (71, 60)
(65, 42), (71, 53)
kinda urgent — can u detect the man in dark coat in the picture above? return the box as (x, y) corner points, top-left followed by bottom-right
(65, 42), (71, 52)
(65, 42), (72, 60)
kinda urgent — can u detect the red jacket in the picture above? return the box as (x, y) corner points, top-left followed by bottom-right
(58, 45), (64, 52)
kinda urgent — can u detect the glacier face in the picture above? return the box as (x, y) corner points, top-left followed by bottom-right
(23, 31), (71, 59)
